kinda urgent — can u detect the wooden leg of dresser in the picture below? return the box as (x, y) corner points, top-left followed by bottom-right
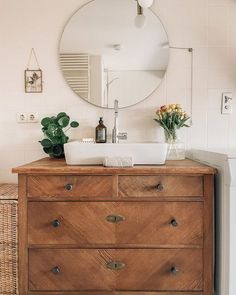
(18, 175), (28, 295)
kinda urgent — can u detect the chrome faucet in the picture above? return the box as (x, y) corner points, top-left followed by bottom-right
(112, 99), (127, 143)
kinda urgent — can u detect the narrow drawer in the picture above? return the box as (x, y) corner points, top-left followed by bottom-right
(119, 175), (203, 198)
(28, 202), (203, 246)
(27, 175), (114, 198)
(29, 249), (203, 291)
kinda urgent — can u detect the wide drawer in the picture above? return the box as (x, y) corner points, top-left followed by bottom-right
(28, 202), (203, 246)
(119, 176), (203, 198)
(27, 175), (113, 198)
(28, 249), (203, 291)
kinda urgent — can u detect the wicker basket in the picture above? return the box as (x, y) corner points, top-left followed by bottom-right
(0, 184), (18, 295)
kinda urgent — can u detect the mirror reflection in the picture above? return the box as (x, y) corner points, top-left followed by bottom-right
(59, 0), (169, 108)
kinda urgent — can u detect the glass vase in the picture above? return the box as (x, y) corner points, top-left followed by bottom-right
(164, 130), (185, 160)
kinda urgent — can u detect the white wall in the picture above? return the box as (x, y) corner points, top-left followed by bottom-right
(1, 0), (236, 183)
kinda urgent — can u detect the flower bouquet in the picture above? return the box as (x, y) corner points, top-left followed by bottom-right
(154, 104), (190, 160)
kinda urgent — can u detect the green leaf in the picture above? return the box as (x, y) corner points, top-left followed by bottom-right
(47, 123), (58, 135)
(60, 134), (69, 144)
(58, 116), (70, 128)
(41, 117), (52, 127)
(40, 139), (52, 148)
(43, 146), (53, 154)
(70, 121), (79, 128)
(45, 130), (61, 144)
(57, 112), (68, 120)
(54, 128), (64, 137)
(50, 116), (58, 124)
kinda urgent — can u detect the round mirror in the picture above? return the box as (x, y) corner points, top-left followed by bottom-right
(59, 0), (169, 108)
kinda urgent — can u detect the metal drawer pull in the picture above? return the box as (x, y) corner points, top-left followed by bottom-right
(51, 266), (61, 275)
(106, 214), (125, 223)
(170, 219), (178, 227)
(106, 261), (126, 270)
(65, 183), (73, 191)
(170, 266), (179, 275)
(52, 219), (60, 228)
(156, 183), (164, 191)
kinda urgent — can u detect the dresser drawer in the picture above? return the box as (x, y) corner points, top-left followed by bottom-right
(29, 249), (203, 291)
(28, 201), (203, 246)
(119, 175), (203, 198)
(27, 175), (114, 198)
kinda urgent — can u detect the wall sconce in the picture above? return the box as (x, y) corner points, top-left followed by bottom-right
(135, 1), (146, 28)
(138, 0), (154, 9)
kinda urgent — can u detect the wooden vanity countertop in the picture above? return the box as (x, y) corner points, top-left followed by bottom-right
(12, 158), (216, 175)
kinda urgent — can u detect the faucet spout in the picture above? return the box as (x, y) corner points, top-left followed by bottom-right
(112, 99), (128, 143)
(112, 100), (119, 143)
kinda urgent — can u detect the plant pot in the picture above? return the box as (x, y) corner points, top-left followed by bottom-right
(49, 153), (65, 159)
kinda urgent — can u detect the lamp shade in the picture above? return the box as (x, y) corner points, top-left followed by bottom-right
(138, 0), (154, 8)
(134, 14), (146, 28)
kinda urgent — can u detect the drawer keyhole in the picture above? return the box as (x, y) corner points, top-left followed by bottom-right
(170, 219), (178, 227)
(170, 266), (179, 275)
(65, 183), (73, 191)
(51, 266), (61, 275)
(156, 183), (164, 192)
(52, 219), (60, 228)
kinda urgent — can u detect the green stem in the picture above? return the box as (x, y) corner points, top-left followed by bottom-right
(64, 127), (71, 133)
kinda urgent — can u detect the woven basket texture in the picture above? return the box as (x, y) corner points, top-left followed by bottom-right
(0, 184), (18, 200)
(0, 184), (18, 295)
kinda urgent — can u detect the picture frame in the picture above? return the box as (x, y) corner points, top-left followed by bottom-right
(24, 69), (42, 93)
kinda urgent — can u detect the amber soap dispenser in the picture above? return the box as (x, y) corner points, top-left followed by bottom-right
(95, 117), (107, 143)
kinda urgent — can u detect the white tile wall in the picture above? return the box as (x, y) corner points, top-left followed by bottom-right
(0, 0), (236, 183)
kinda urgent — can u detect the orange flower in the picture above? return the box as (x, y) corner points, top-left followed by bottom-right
(160, 105), (167, 111)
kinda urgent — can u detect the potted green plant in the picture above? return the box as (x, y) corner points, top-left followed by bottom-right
(39, 112), (79, 159)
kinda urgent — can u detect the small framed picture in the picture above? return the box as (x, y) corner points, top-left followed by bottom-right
(25, 69), (42, 93)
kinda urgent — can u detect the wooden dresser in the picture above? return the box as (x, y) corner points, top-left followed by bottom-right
(13, 158), (215, 295)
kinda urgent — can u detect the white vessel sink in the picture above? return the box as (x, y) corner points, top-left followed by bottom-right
(64, 142), (168, 165)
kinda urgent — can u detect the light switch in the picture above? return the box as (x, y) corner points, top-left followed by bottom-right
(222, 92), (233, 115)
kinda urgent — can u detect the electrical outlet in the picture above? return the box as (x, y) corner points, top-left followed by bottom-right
(222, 92), (233, 114)
(16, 113), (28, 123)
(28, 113), (39, 123)
(16, 113), (39, 123)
